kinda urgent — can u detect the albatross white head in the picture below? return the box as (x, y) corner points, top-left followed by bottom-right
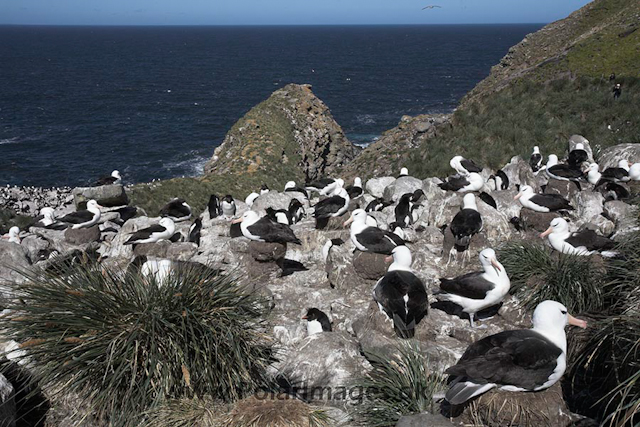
(618, 159), (630, 171)
(462, 193), (478, 210)
(574, 143), (584, 151)
(586, 163), (601, 184)
(514, 185), (535, 202)
(86, 200), (103, 217)
(2, 226), (21, 244)
(385, 245), (412, 272)
(478, 248), (503, 276)
(546, 154), (559, 168)
(158, 217), (176, 235)
(450, 156), (466, 175)
(539, 217), (569, 239)
(353, 177), (362, 188)
(531, 300), (587, 353)
(111, 170), (122, 181)
(284, 181), (296, 191)
(399, 167), (409, 176)
(343, 208), (368, 229)
(532, 146), (540, 155)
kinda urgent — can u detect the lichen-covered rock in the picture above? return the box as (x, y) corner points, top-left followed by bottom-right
(519, 210), (559, 233)
(501, 156), (540, 191)
(132, 241), (198, 261)
(383, 176), (423, 202)
(571, 191), (604, 224)
(0, 241), (31, 295)
(605, 200), (639, 238)
(544, 179), (580, 199)
(365, 177), (396, 198)
(72, 185), (128, 208)
(251, 191), (296, 213)
(598, 143), (640, 169)
(64, 225), (101, 245)
(270, 332), (369, 405)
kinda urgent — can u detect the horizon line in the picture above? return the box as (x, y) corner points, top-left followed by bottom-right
(0, 22), (548, 28)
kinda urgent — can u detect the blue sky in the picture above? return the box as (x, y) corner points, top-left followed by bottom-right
(1, 0), (593, 26)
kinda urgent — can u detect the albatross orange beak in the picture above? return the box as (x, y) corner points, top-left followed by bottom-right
(301, 315), (307, 320)
(540, 227), (553, 239)
(514, 193), (522, 201)
(491, 258), (502, 272)
(568, 314), (587, 329)
(231, 217), (243, 224)
(385, 255), (393, 263)
(343, 216), (354, 228)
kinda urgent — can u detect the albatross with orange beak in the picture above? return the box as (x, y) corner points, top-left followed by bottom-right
(436, 248), (510, 328)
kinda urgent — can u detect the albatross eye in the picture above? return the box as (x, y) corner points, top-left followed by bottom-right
(561, 310), (567, 315)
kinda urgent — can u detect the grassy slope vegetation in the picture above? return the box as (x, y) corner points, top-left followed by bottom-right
(406, 76), (639, 178)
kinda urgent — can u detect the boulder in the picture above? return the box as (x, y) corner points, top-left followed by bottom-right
(325, 240), (359, 290)
(383, 176), (423, 202)
(490, 190), (521, 220)
(475, 197), (515, 247)
(366, 177), (396, 198)
(598, 143), (640, 169)
(604, 201), (639, 238)
(352, 251), (390, 280)
(251, 192), (296, 213)
(571, 191), (604, 224)
(544, 179), (580, 199)
(501, 156), (539, 191)
(0, 372), (16, 427)
(568, 135), (594, 163)
(0, 241), (31, 295)
(396, 412), (454, 427)
(270, 332), (369, 405)
(249, 241), (287, 263)
(72, 185), (128, 208)
(420, 192), (462, 229)
(64, 225), (101, 245)
(519, 210), (559, 233)
(455, 383), (573, 427)
(100, 216), (159, 260)
(19, 235), (51, 264)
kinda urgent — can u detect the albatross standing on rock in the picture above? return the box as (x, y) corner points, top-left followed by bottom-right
(437, 248), (510, 328)
(58, 200), (102, 229)
(313, 181), (350, 229)
(449, 194), (482, 258)
(373, 246), (428, 338)
(450, 156), (482, 175)
(232, 210), (301, 244)
(444, 300), (587, 405)
(540, 218), (616, 257)
(344, 209), (405, 254)
(529, 146), (543, 173)
(94, 170), (122, 186)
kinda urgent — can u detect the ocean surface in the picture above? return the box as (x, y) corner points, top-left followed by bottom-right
(0, 25), (541, 187)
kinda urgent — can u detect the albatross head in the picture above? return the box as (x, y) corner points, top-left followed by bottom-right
(514, 185), (535, 201)
(532, 146), (540, 154)
(479, 248), (502, 275)
(41, 207), (55, 221)
(450, 156), (464, 173)
(284, 181), (295, 190)
(532, 300), (587, 334)
(399, 167), (409, 176)
(158, 217), (176, 233)
(385, 245), (412, 271)
(232, 210), (260, 226)
(111, 170), (121, 179)
(547, 154), (559, 167)
(343, 209), (367, 228)
(540, 217), (568, 239)
(86, 200), (103, 212)
(462, 193), (477, 210)
(354, 177), (362, 187)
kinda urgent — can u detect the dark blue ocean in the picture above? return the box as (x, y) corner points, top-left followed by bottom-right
(0, 25), (540, 187)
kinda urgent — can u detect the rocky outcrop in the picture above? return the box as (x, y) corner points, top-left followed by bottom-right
(598, 143), (640, 169)
(341, 114), (451, 180)
(204, 84), (357, 188)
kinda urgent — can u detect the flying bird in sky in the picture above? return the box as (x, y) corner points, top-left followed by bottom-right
(422, 5), (442, 9)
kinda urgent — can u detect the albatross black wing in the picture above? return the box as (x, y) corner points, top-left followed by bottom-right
(124, 224), (167, 244)
(530, 194), (573, 211)
(59, 210), (95, 224)
(247, 217), (301, 244)
(566, 229), (615, 251)
(439, 175), (470, 192)
(461, 158), (482, 173)
(356, 227), (405, 254)
(445, 330), (562, 404)
(439, 271), (494, 299)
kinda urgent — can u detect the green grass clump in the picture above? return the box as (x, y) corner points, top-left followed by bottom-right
(0, 263), (274, 426)
(497, 241), (606, 313)
(350, 342), (444, 427)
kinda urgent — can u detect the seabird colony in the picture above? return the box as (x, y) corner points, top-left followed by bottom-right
(11, 138), (640, 408)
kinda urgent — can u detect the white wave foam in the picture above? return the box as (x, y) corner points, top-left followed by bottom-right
(0, 137), (20, 145)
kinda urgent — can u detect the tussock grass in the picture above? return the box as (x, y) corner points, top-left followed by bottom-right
(222, 394), (331, 427)
(0, 263), (274, 426)
(407, 77), (640, 179)
(350, 341), (444, 427)
(497, 241), (606, 313)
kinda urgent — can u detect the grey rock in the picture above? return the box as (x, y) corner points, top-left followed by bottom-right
(568, 134), (594, 163)
(0, 241), (31, 297)
(501, 156), (540, 191)
(544, 179), (580, 199)
(519, 210), (559, 233)
(270, 332), (369, 405)
(605, 201), (639, 238)
(572, 191), (604, 224)
(396, 412), (454, 427)
(490, 190), (522, 220)
(365, 177), (396, 198)
(251, 192), (296, 213)
(72, 185), (128, 208)
(64, 225), (101, 245)
(100, 216), (159, 260)
(420, 191), (462, 229)
(597, 142), (640, 169)
(0, 372), (16, 427)
(383, 176), (423, 202)
(476, 196), (514, 247)
(352, 251), (390, 281)
(20, 235), (50, 264)
(249, 241), (287, 262)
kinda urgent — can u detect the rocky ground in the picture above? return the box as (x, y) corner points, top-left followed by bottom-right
(1, 137), (638, 426)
